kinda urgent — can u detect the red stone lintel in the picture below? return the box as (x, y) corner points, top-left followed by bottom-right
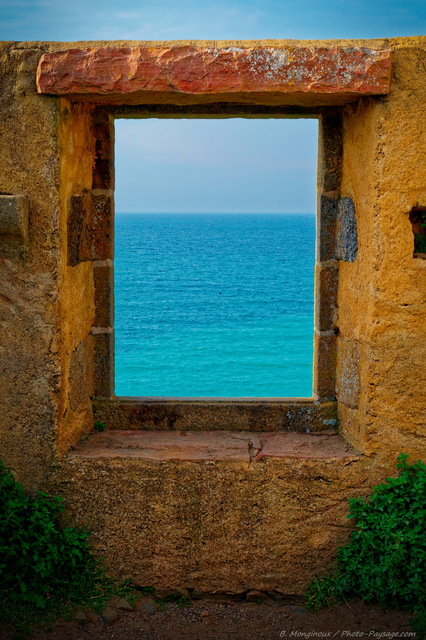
(37, 45), (391, 106)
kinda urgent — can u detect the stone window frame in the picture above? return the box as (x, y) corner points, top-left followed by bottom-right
(84, 104), (341, 432)
(41, 44), (389, 434)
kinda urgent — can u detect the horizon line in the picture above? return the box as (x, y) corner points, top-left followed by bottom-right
(115, 211), (316, 215)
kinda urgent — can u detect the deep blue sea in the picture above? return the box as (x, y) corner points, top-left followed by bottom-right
(115, 213), (315, 397)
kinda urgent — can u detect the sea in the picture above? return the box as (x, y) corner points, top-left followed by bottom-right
(114, 213), (316, 398)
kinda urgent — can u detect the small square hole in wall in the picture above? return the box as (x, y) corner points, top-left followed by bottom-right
(410, 208), (426, 259)
(114, 118), (318, 398)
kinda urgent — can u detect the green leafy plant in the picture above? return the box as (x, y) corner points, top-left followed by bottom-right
(0, 460), (134, 637)
(159, 592), (191, 607)
(305, 455), (426, 635)
(414, 212), (426, 253)
(94, 421), (107, 432)
(414, 233), (426, 254)
(135, 586), (155, 595)
(144, 591), (192, 611)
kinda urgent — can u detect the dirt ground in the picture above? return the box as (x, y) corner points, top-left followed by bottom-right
(3, 598), (416, 640)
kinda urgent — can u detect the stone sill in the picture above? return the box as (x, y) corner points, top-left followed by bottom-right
(69, 430), (359, 463)
(92, 397), (337, 432)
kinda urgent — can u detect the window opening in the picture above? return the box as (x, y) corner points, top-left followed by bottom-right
(114, 118), (318, 397)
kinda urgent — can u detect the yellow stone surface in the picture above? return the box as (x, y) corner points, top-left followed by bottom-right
(0, 37), (424, 592)
(56, 431), (393, 594)
(337, 44), (426, 456)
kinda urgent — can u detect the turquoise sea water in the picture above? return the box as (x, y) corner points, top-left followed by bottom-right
(115, 213), (315, 397)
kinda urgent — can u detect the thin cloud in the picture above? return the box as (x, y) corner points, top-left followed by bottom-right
(114, 118), (318, 213)
(0, 1), (48, 7)
(0, 0), (266, 41)
(89, 3), (265, 41)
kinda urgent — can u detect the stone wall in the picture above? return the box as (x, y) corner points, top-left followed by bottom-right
(0, 44), (60, 485)
(0, 37), (424, 593)
(337, 43), (426, 456)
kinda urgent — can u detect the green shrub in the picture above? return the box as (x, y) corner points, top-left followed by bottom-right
(305, 455), (426, 634)
(158, 592), (192, 608)
(414, 211), (426, 253)
(0, 460), (130, 635)
(414, 232), (426, 254)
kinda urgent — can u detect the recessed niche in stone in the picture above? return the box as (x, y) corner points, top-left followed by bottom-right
(410, 208), (426, 259)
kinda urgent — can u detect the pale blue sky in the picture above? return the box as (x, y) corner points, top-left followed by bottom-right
(115, 118), (318, 213)
(1, 0), (425, 41)
(1, 0), (425, 212)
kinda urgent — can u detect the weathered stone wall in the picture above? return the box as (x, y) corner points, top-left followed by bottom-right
(0, 47), (104, 482)
(55, 430), (382, 596)
(337, 43), (426, 457)
(0, 45), (61, 485)
(56, 100), (97, 456)
(0, 37), (424, 592)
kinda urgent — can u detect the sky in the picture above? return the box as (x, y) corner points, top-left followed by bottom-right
(1, 0), (425, 213)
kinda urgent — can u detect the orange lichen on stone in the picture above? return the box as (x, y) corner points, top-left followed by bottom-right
(37, 45), (391, 101)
